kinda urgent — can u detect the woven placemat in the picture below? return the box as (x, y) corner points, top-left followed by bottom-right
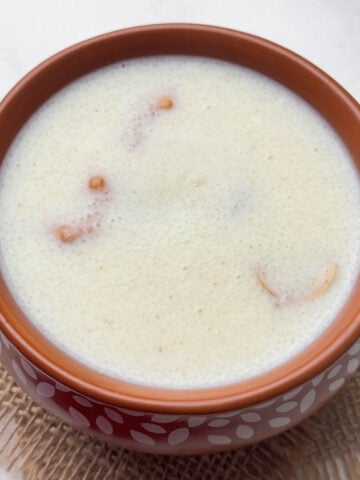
(0, 363), (359, 480)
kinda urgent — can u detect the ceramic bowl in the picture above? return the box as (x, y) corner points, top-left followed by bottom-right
(0, 24), (360, 455)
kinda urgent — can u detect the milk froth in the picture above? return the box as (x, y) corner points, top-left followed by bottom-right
(0, 55), (359, 388)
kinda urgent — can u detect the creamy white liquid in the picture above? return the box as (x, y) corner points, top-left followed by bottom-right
(0, 56), (359, 388)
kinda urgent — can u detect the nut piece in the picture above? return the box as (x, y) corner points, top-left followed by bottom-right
(89, 175), (106, 190)
(309, 263), (338, 300)
(55, 224), (82, 243)
(156, 97), (174, 109)
(255, 268), (278, 298)
(256, 262), (338, 305)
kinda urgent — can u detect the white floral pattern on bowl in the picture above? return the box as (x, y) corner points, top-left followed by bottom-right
(0, 329), (358, 454)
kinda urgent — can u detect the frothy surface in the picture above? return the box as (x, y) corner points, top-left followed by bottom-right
(0, 56), (359, 388)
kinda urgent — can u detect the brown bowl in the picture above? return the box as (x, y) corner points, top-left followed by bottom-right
(0, 24), (360, 455)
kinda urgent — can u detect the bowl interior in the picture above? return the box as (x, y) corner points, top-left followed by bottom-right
(0, 24), (360, 414)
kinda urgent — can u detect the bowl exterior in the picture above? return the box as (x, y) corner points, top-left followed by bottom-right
(0, 323), (358, 455)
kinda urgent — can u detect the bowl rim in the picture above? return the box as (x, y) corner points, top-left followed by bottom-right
(0, 23), (360, 415)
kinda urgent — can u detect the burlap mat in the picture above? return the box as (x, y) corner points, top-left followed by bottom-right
(0, 363), (360, 479)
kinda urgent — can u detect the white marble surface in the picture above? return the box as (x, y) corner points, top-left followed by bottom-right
(0, 0), (359, 478)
